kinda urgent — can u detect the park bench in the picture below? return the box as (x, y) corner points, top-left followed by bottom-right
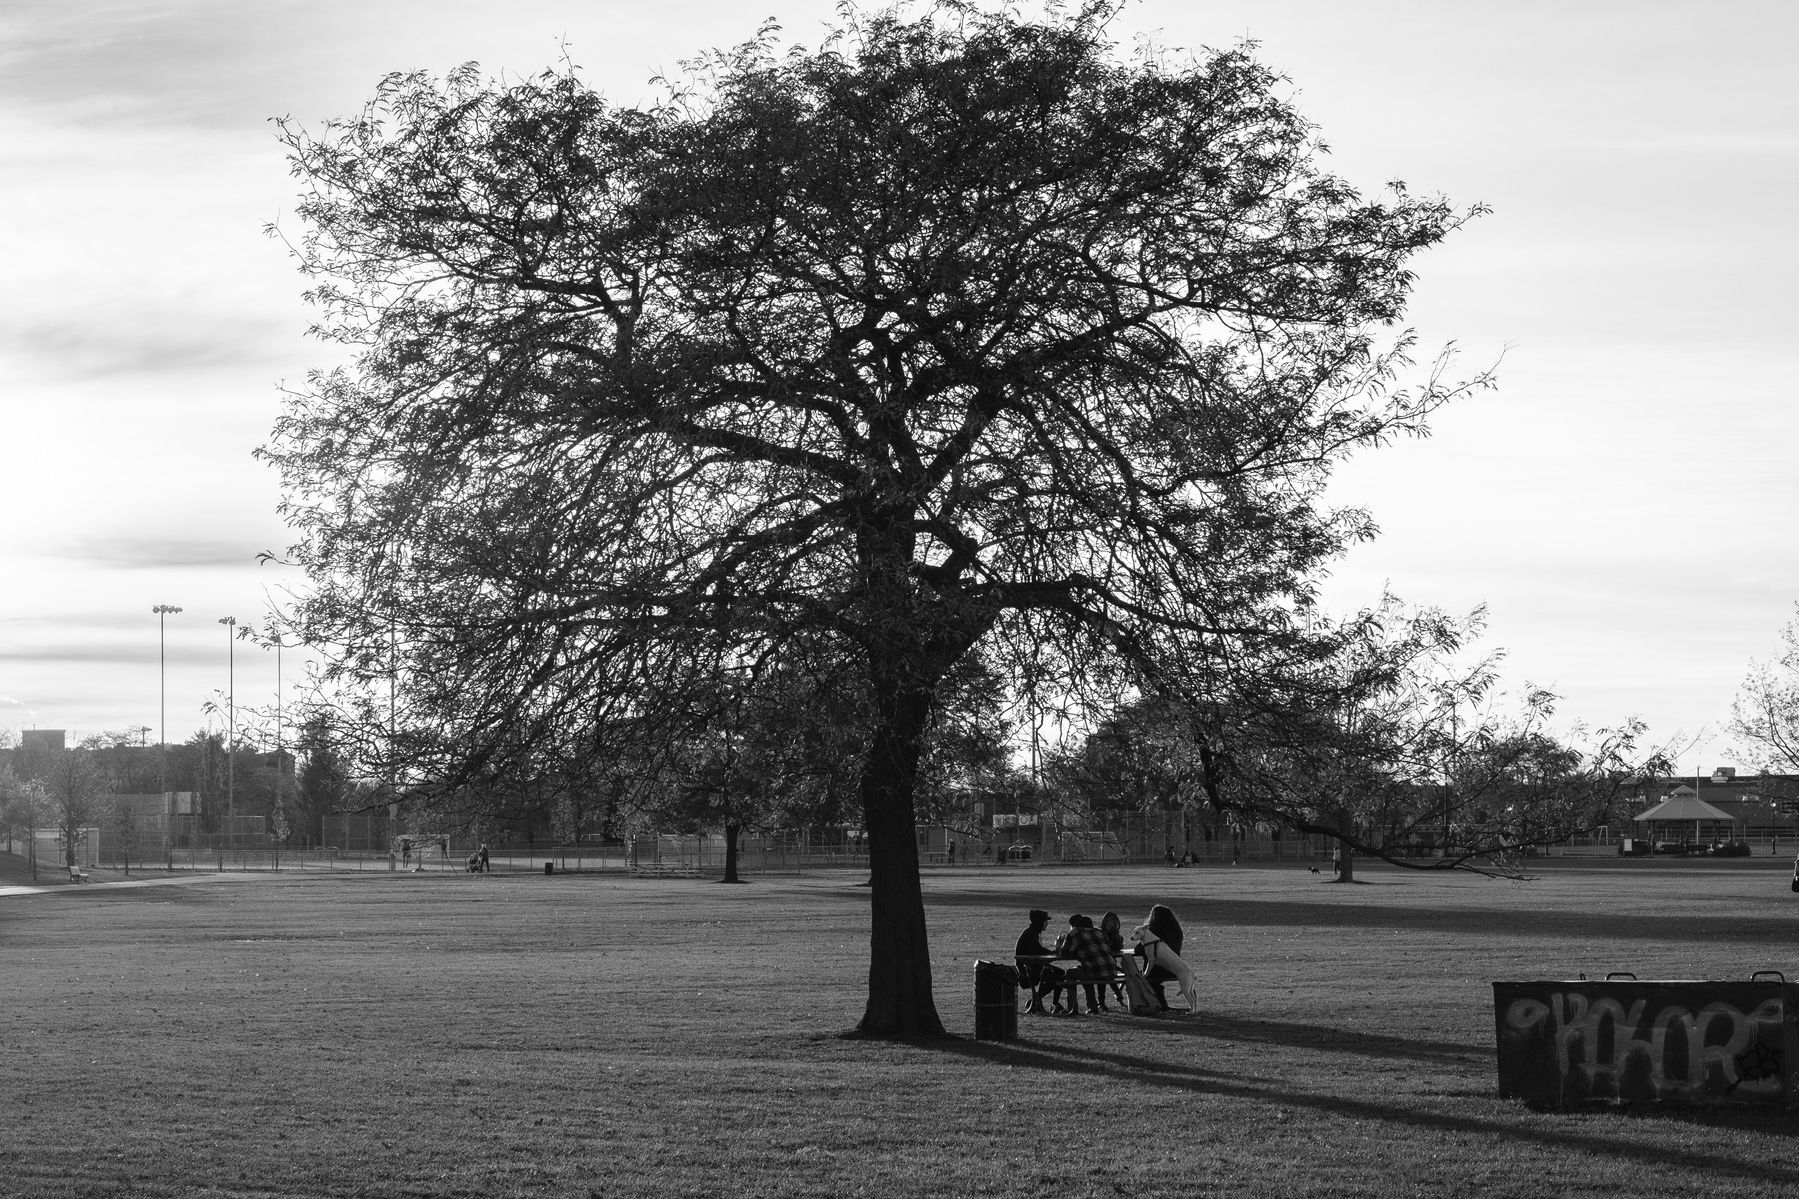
(631, 863), (702, 879)
(67, 865), (89, 883)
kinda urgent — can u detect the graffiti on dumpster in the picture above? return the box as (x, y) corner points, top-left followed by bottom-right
(1501, 989), (1787, 1103)
(1730, 1039), (1783, 1091)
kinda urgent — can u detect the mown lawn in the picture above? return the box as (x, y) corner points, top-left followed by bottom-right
(4, 857), (1799, 1197)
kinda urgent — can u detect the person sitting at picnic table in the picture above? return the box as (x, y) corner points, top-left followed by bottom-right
(1014, 908), (1064, 1015)
(1100, 911), (1125, 954)
(1132, 903), (1199, 1015)
(1098, 911), (1128, 1008)
(1054, 913), (1118, 1015)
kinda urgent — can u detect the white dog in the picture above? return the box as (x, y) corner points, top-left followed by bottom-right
(1131, 923), (1199, 1014)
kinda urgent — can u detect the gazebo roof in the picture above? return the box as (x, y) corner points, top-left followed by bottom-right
(1633, 794), (1738, 823)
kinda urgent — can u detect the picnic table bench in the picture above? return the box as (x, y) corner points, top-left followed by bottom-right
(1014, 952), (1129, 1014)
(630, 863), (702, 879)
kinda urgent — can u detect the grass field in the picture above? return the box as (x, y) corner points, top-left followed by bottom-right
(5, 855), (1799, 1198)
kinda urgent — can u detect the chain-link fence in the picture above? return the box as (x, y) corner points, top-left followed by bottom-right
(63, 809), (1640, 879)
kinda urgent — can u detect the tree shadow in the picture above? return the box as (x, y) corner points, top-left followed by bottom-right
(930, 1035), (1799, 1177)
(917, 884), (1799, 950)
(1153, 1010), (1485, 1066)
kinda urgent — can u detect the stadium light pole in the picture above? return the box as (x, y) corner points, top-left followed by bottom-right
(153, 604), (182, 869)
(219, 616), (236, 853)
(275, 632), (283, 810)
(272, 625), (293, 850)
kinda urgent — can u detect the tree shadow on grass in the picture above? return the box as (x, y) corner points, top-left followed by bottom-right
(1154, 1010), (1487, 1067)
(931, 1035), (1799, 1179)
(918, 884), (1799, 951)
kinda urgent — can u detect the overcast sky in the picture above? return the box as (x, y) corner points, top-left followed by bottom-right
(1, 0), (1794, 776)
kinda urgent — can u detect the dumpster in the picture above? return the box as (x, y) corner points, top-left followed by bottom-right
(974, 960), (1019, 1042)
(1495, 972), (1799, 1108)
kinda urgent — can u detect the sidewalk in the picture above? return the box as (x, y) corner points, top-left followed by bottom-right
(0, 871), (263, 899)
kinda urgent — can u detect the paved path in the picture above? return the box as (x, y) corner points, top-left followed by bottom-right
(0, 871), (264, 899)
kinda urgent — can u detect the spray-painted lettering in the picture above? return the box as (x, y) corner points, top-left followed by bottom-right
(1499, 985), (1788, 1105)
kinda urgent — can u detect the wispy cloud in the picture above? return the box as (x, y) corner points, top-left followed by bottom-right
(0, 313), (297, 384)
(53, 535), (267, 571)
(0, 0), (317, 132)
(0, 640), (159, 665)
(1572, 132), (1799, 156)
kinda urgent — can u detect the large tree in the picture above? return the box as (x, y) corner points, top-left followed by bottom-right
(0, 765), (36, 859)
(267, 2), (1485, 1035)
(35, 746), (112, 870)
(293, 716), (352, 848)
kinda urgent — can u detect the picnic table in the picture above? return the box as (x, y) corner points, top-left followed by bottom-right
(1013, 951), (1132, 1015)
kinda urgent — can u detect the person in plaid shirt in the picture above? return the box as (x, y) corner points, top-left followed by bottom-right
(1053, 913), (1118, 1015)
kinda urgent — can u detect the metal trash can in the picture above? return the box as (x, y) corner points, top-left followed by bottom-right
(544, 861), (554, 876)
(1495, 971), (1799, 1108)
(974, 960), (1020, 1042)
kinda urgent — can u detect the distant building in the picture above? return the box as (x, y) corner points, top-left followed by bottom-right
(1624, 768), (1799, 844)
(20, 729), (65, 753)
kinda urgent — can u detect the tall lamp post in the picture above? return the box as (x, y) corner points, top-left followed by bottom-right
(153, 604), (182, 869)
(219, 616), (236, 854)
(272, 627), (291, 851)
(275, 632), (283, 819)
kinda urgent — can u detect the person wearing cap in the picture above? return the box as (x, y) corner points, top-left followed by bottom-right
(1014, 909), (1064, 1014)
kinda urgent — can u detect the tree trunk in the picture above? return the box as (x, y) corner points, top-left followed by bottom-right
(721, 823), (743, 883)
(855, 671), (946, 1038)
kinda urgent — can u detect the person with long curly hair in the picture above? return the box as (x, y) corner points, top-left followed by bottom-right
(1132, 903), (1198, 1014)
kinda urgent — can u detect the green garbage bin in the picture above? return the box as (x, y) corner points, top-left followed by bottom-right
(974, 960), (1019, 1042)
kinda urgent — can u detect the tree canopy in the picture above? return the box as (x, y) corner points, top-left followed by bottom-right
(268, 1), (1489, 1035)
(1733, 605), (1799, 773)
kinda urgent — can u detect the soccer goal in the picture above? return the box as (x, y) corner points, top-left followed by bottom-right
(393, 834), (453, 870)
